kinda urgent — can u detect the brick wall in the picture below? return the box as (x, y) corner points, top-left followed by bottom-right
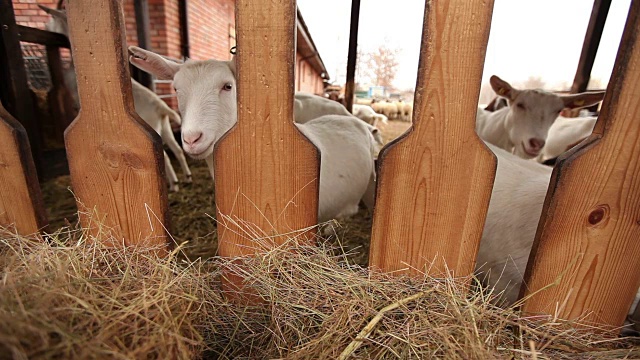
(187, 0), (234, 60)
(12, 0), (58, 29)
(12, 0), (326, 104)
(296, 51), (324, 95)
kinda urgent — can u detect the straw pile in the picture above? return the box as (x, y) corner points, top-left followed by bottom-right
(0, 222), (638, 359)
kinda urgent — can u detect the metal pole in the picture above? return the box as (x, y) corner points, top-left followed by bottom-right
(344, 0), (361, 113)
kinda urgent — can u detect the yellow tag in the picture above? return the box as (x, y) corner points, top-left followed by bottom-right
(498, 88), (506, 95)
(574, 99), (585, 106)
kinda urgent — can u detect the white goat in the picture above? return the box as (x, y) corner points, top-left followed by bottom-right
(131, 80), (192, 190)
(39, 4), (192, 191)
(293, 92), (351, 123)
(352, 104), (388, 126)
(536, 116), (597, 164)
(400, 102), (413, 122)
(128, 46), (377, 223)
(385, 102), (399, 120)
(293, 94), (387, 144)
(476, 75), (605, 159)
(475, 142), (552, 304)
(477, 143), (640, 320)
(483, 96), (508, 112)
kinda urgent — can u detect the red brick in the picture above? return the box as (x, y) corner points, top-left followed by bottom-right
(12, 0), (325, 106)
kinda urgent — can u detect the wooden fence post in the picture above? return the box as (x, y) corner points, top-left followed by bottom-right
(64, 0), (169, 249)
(369, 1), (496, 277)
(521, 1), (640, 327)
(214, 0), (319, 257)
(0, 102), (48, 235)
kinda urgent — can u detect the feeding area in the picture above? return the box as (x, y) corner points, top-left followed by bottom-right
(2, 0), (640, 358)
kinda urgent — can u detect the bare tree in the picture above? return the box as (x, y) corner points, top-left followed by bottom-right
(519, 76), (546, 90)
(365, 45), (400, 89)
(355, 49), (372, 90)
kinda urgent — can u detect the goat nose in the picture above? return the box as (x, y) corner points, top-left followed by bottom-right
(183, 132), (203, 146)
(529, 138), (545, 150)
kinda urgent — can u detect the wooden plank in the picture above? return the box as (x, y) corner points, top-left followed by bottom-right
(17, 25), (70, 48)
(521, 1), (640, 327)
(132, 0), (154, 90)
(0, 102), (48, 235)
(570, 0), (612, 93)
(46, 45), (75, 143)
(0, 0), (43, 176)
(344, 0), (360, 113)
(214, 0), (319, 256)
(369, 1), (496, 277)
(64, 0), (169, 249)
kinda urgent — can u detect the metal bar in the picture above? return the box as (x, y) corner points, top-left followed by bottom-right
(133, 0), (154, 90)
(570, 0), (612, 93)
(179, 0), (190, 59)
(344, 0), (361, 112)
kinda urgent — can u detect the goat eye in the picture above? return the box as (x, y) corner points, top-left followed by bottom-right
(223, 83), (233, 91)
(516, 103), (525, 110)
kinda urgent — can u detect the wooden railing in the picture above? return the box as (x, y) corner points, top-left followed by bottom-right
(0, 0), (638, 330)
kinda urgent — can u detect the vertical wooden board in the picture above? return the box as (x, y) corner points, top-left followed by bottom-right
(64, 0), (169, 249)
(0, 103), (48, 235)
(522, 1), (640, 327)
(0, 0), (43, 175)
(46, 45), (76, 139)
(369, 1), (496, 277)
(214, 0), (319, 258)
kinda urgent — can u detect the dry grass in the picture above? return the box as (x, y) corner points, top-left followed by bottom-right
(38, 121), (414, 266)
(376, 120), (411, 144)
(0, 227), (221, 359)
(28, 119), (640, 358)
(0, 222), (638, 359)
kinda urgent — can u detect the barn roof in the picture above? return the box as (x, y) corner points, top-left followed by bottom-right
(297, 9), (330, 81)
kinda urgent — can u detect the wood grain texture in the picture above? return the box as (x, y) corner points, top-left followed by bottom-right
(0, 103), (48, 235)
(369, 1), (496, 277)
(214, 0), (319, 257)
(521, 2), (640, 327)
(64, 0), (169, 249)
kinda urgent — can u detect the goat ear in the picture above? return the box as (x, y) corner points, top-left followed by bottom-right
(38, 4), (67, 19)
(561, 91), (606, 109)
(490, 75), (519, 101)
(128, 46), (181, 80)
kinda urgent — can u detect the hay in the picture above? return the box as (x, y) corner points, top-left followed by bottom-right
(40, 159), (219, 260)
(38, 120), (414, 265)
(39, 157), (375, 266)
(0, 223), (638, 359)
(30, 120), (640, 358)
(0, 227), (221, 359)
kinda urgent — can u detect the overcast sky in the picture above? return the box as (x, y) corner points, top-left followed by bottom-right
(297, 0), (631, 91)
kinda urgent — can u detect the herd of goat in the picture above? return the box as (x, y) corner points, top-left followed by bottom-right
(39, 5), (638, 316)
